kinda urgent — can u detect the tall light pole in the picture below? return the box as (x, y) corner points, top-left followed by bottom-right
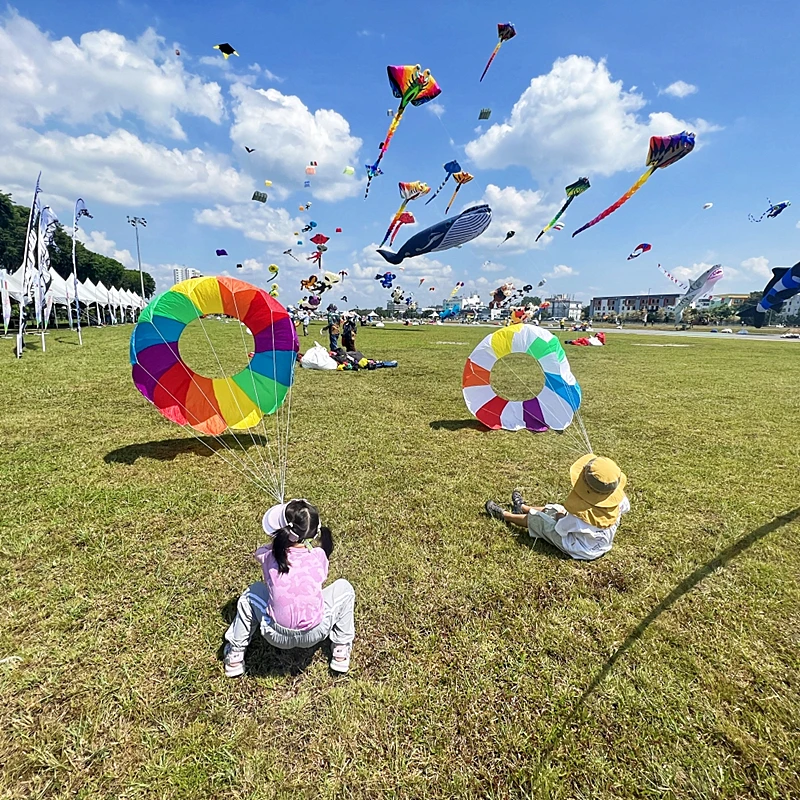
(127, 216), (147, 302)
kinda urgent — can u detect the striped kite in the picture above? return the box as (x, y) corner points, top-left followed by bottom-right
(480, 23), (516, 82)
(536, 178), (590, 242)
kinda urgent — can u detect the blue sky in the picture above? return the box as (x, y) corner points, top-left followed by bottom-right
(3, 0), (799, 307)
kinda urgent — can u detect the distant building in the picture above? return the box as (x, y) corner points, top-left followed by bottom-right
(696, 292), (751, 309)
(173, 267), (202, 285)
(782, 293), (800, 317)
(385, 301), (408, 313)
(591, 293), (681, 317)
(548, 294), (583, 321)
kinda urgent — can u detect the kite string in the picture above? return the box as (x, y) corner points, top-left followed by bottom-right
(229, 292), (284, 495)
(138, 302), (282, 498)
(194, 312), (281, 494)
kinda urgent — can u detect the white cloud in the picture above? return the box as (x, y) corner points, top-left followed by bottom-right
(0, 127), (252, 205)
(0, 12), (223, 139)
(661, 81), (698, 98)
(481, 260), (506, 272)
(543, 264), (578, 279)
(427, 102), (446, 118)
(194, 202), (303, 245)
(229, 83), (363, 202)
(466, 56), (716, 181)
(474, 184), (555, 251)
(739, 256), (772, 279)
(76, 229), (135, 268)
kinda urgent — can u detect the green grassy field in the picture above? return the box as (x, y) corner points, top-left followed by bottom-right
(1, 322), (799, 799)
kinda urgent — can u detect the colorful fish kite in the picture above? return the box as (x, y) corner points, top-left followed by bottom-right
(376, 271), (397, 289)
(754, 261), (800, 327)
(749, 199), (791, 223)
(364, 65), (442, 198)
(426, 161), (461, 205)
(445, 172), (474, 214)
(213, 43), (238, 59)
(283, 249), (299, 262)
(479, 23), (516, 82)
(498, 230), (515, 247)
(671, 265), (724, 322)
(536, 177), (591, 242)
(627, 243), (652, 260)
(390, 212), (416, 246)
(478, 108), (491, 121)
(573, 132), (695, 237)
(380, 181), (430, 246)
(377, 204), (493, 265)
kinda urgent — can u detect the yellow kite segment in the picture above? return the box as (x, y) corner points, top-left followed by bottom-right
(212, 376), (263, 429)
(172, 276), (225, 316)
(490, 324), (518, 359)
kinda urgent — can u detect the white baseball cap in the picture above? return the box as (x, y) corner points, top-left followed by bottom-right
(262, 502), (290, 536)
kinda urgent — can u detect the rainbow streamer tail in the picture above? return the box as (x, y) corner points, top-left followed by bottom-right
(479, 42), (503, 82)
(364, 107), (406, 199)
(426, 174), (451, 205)
(380, 201), (408, 247)
(444, 185), (461, 214)
(572, 167), (655, 237)
(536, 196), (576, 242)
(389, 222), (406, 246)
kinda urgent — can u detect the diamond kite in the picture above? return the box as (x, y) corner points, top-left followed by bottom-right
(573, 132), (695, 237)
(536, 178), (591, 242)
(380, 181), (430, 247)
(445, 172), (474, 214)
(426, 161), (461, 205)
(364, 65), (442, 198)
(479, 23), (516, 83)
(213, 43), (238, 59)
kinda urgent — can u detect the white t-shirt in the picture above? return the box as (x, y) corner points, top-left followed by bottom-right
(549, 496), (631, 560)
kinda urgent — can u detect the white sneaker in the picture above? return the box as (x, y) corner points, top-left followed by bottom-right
(223, 644), (245, 677)
(330, 643), (352, 673)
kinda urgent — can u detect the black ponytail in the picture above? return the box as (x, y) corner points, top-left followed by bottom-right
(271, 500), (333, 574)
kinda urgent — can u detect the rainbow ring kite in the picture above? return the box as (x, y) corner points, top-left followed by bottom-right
(130, 276), (298, 436)
(462, 324), (581, 431)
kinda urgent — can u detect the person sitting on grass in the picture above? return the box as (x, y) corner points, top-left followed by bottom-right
(484, 454), (630, 561)
(223, 499), (355, 677)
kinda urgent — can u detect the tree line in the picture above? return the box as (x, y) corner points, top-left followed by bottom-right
(0, 192), (155, 297)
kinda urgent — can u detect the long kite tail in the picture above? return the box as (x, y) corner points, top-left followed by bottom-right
(365, 107), (407, 199)
(536, 195), (575, 242)
(479, 42), (503, 82)
(426, 174), (451, 205)
(748, 211), (766, 223)
(444, 185), (461, 215)
(380, 201), (408, 247)
(572, 167), (655, 237)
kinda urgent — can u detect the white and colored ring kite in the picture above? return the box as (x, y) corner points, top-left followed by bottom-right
(462, 324), (581, 432)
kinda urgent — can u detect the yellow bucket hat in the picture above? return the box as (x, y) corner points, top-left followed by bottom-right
(563, 453), (627, 528)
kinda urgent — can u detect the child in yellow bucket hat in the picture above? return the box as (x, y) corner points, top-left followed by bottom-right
(485, 454), (630, 561)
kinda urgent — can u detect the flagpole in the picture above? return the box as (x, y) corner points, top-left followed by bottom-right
(128, 216), (148, 314)
(72, 199), (87, 346)
(16, 172), (41, 359)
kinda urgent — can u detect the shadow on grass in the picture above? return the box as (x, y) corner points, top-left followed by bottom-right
(105, 434), (270, 465)
(217, 596), (326, 677)
(430, 419), (487, 432)
(54, 336), (81, 346)
(534, 506), (800, 773)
